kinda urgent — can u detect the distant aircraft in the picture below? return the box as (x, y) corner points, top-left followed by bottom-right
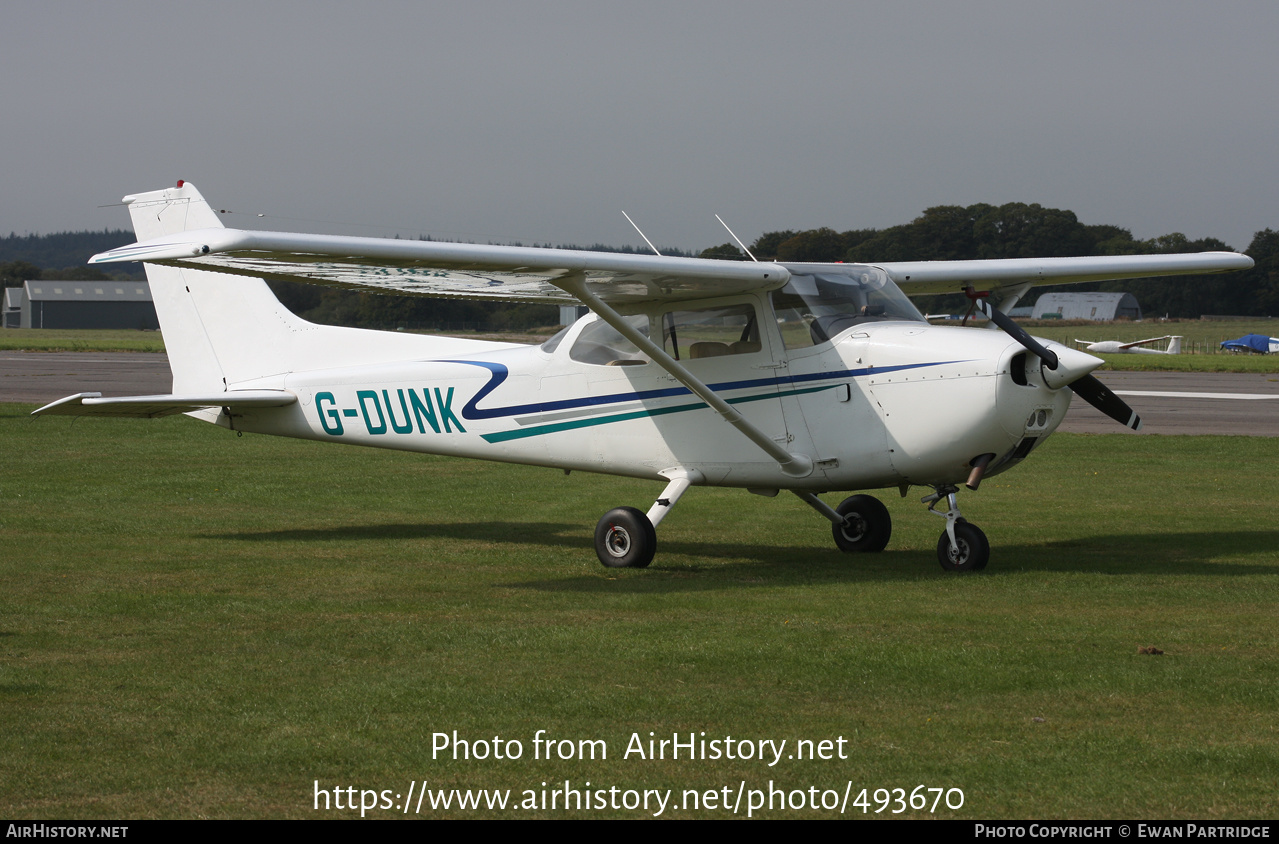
(33, 183), (1255, 571)
(1076, 336), (1182, 355)
(1221, 334), (1279, 354)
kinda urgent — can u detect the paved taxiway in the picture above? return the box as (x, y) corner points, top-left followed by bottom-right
(4, 352), (1278, 436)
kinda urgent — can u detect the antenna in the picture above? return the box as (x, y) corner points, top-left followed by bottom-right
(621, 210), (662, 257)
(715, 214), (758, 262)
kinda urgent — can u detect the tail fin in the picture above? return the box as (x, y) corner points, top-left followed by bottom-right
(1166, 336), (1182, 355)
(122, 182), (508, 395)
(125, 181), (300, 394)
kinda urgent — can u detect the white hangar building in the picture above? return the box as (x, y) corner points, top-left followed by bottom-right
(1031, 292), (1141, 321)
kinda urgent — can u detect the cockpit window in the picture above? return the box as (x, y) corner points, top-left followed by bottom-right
(772, 267), (925, 349)
(661, 303), (760, 361)
(568, 314), (649, 366)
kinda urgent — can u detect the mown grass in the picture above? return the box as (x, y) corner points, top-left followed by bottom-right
(0, 328), (165, 353)
(2, 406), (1276, 818)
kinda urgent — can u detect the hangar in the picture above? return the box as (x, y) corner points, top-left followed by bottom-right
(8, 280), (158, 330)
(3, 288), (21, 328)
(1032, 292), (1142, 321)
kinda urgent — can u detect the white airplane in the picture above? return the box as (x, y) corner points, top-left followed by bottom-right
(34, 182), (1254, 572)
(1076, 335), (1183, 355)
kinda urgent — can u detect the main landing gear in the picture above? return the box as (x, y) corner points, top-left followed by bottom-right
(595, 507), (656, 568)
(830, 494), (892, 553)
(593, 472), (697, 569)
(594, 476), (989, 573)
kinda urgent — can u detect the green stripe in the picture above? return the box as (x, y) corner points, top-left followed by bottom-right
(481, 385), (835, 443)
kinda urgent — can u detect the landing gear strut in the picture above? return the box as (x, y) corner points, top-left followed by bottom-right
(923, 485), (989, 572)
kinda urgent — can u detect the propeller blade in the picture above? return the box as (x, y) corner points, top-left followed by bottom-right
(977, 298), (1137, 428)
(1069, 374), (1142, 430)
(978, 300), (1058, 369)
(979, 299), (1102, 389)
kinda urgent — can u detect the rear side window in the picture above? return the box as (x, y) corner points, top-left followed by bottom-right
(660, 304), (760, 361)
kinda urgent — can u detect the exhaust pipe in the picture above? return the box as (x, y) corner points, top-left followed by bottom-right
(966, 453), (996, 490)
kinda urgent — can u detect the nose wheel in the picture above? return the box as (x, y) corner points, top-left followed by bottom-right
(936, 519), (989, 572)
(924, 485), (989, 572)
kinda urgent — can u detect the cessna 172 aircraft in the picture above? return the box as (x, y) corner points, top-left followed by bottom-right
(35, 182), (1254, 571)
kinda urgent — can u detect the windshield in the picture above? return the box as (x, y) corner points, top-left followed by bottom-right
(772, 267), (925, 348)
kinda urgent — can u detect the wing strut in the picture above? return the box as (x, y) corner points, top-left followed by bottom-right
(557, 275), (814, 479)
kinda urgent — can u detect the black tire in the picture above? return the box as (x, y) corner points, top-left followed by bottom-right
(595, 507), (656, 568)
(937, 519), (990, 572)
(831, 494), (892, 553)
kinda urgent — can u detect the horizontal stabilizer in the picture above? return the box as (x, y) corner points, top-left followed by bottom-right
(33, 391), (297, 419)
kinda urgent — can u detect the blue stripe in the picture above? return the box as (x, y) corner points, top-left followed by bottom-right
(438, 358), (968, 422)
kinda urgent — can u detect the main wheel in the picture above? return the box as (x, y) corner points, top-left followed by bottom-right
(936, 520), (990, 572)
(595, 507), (656, 568)
(831, 494), (892, 553)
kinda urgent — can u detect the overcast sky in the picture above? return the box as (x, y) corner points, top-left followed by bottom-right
(3, 1), (1275, 254)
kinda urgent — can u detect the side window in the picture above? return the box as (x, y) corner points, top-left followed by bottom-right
(661, 304), (760, 361)
(568, 315), (649, 366)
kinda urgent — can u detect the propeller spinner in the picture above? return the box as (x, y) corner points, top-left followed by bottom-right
(978, 299), (1142, 431)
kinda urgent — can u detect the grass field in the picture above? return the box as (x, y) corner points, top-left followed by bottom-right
(0, 329), (165, 353)
(2, 404), (1276, 819)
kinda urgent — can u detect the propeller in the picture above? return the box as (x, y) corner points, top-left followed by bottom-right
(977, 299), (1142, 431)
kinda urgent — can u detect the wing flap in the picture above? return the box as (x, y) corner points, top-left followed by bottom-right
(33, 390), (297, 418)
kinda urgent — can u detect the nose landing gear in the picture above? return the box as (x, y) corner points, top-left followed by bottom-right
(924, 485), (989, 572)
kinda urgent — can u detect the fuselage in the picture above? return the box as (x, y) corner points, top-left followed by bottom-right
(223, 276), (1075, 494)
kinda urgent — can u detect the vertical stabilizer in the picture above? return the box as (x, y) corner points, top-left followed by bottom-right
(124, 182), (230, 393)
(1166, 336), (1182, 355)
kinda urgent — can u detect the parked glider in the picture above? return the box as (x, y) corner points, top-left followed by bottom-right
(35, 183), (1255, 571)
(1076, 336), (1182, 355)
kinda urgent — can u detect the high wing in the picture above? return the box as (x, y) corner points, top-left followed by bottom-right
(865, 254), (1254, 297)
(91, 227), (1253, 306)
(1117, 336), (1175, 349)
(90, 228), (787, 306)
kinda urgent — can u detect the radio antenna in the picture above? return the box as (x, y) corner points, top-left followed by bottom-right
(621, 210), (662, 257)
(715, 214), (759, 262)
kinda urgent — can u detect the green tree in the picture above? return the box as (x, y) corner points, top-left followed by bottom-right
(0, 261), (42, 286)
(971, 203), (1095, 259)
(44, 266), (111, 281)
(1242, 229), (1279, 315)
(699, 243), (747, 261)
(748, 230), (796, 260)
